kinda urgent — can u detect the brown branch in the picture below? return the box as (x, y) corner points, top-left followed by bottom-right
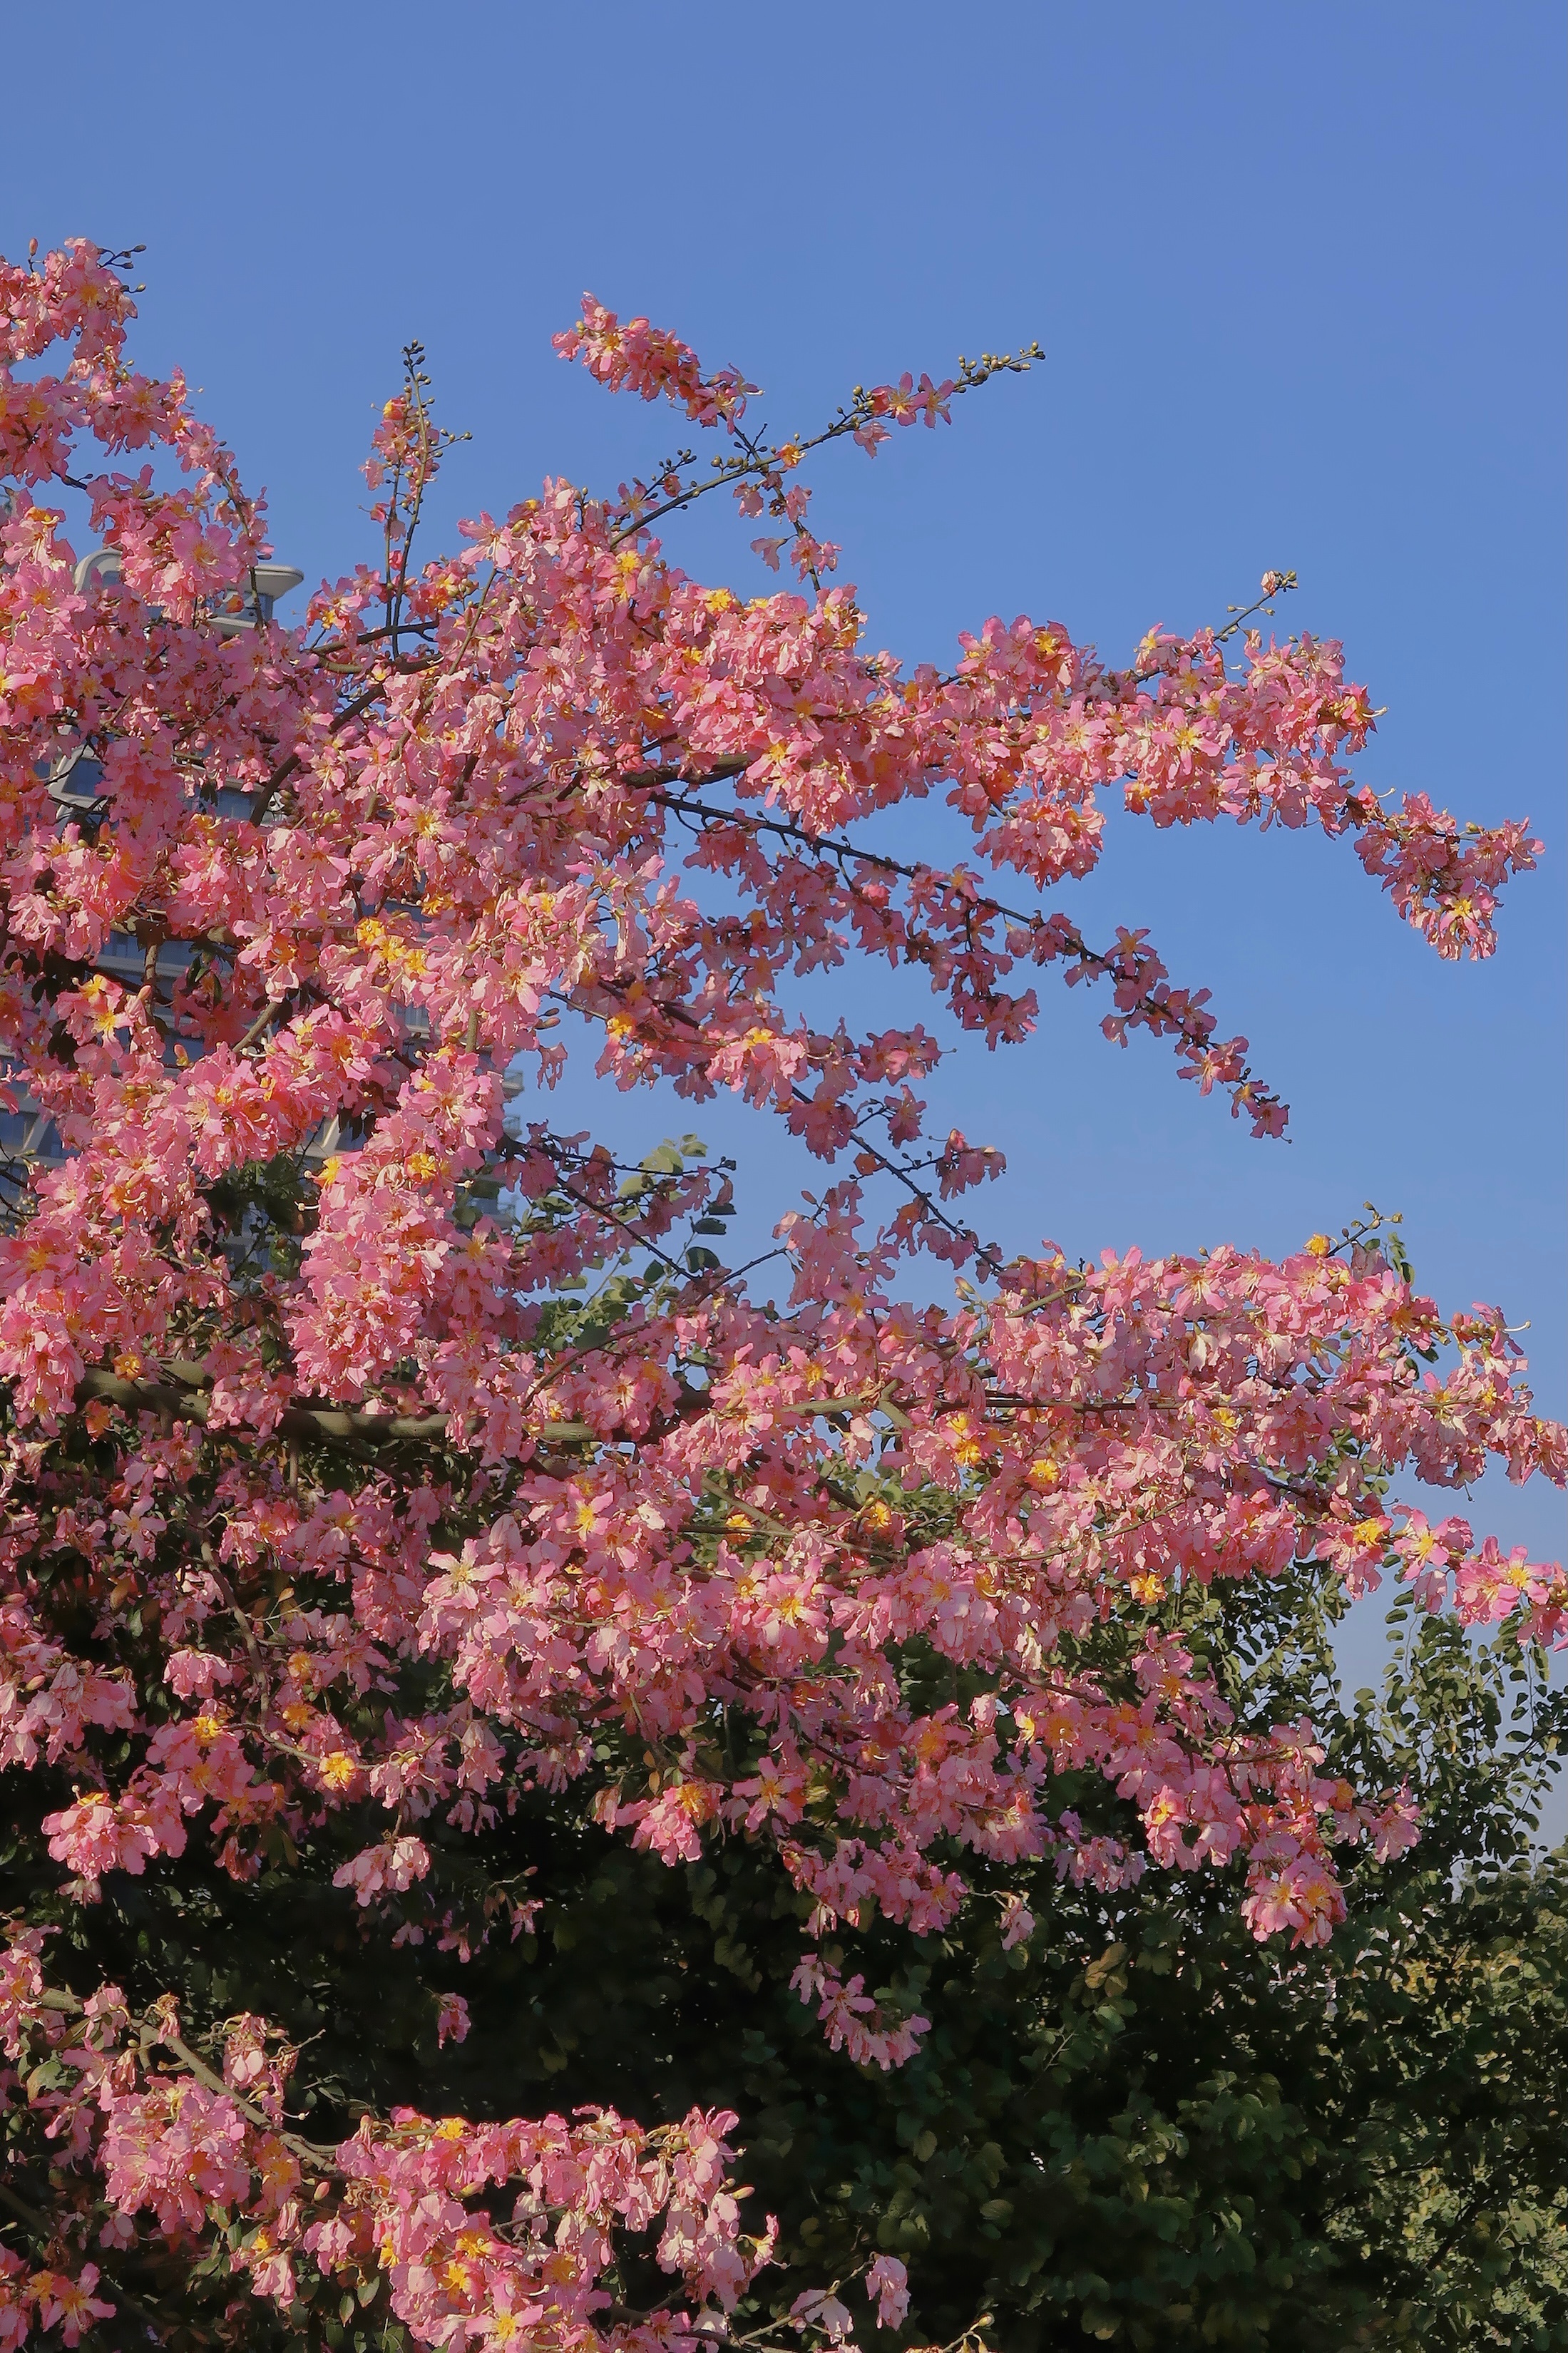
(155, 2026), (338, 2170)
(71, 1366), (595, 1452)
(236, 993), (291, 1051)
(34, 1984), (339, 2173)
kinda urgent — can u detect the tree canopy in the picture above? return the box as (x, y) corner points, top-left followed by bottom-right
(0, 242), (1562, 2350)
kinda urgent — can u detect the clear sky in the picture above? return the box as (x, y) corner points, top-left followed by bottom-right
(4, 1), (1563, 1579)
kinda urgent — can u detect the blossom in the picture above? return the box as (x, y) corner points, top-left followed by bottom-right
(333, 1836), (432, 1905)
(864, 2256), (910, 2329)
(42, 1790), (160, 1895)
(998, 1894), (1035, 1951)
(31, 2265), (116, 2346)
(436, 1992), (471, 2047)
(791, 2289), (856, 2341)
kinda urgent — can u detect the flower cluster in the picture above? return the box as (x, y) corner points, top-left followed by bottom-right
(553, 294), (756, 428)
(3, 1932), (878, 2351)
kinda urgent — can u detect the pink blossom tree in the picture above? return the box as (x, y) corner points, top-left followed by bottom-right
(0, 242), (1562, 2350)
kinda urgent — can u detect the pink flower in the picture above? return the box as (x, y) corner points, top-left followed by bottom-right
(436, 1991), (471, 2047)
(332, 1836), (431, 1907)
(791, 2288), (857, 2342)
(165, 1648), (234, 1700)
(1241, 1851), (1346, 1949)
(32, 2262), (115, 2344)
(865, 2255), (910, 2329)
(42, 1791), (160, 1896)
(998, 1894), (1035, 1951)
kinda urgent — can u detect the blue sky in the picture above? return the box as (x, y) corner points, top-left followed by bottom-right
(4, 2), (1563, 1587)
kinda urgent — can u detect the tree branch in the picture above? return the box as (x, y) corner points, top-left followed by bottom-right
(71, 1365), (595, 1452)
